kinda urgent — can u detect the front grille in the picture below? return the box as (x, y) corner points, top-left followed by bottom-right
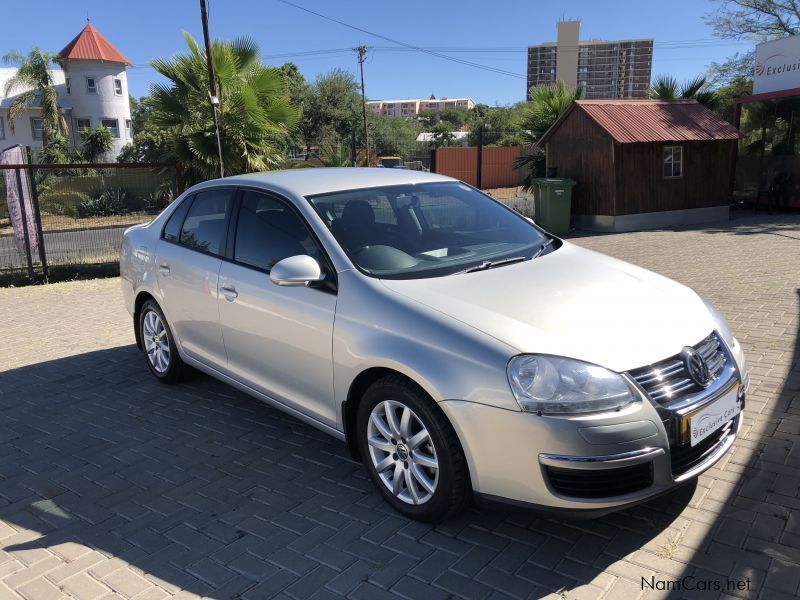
(628, 332), (727, 406)
(670, 415), (737, 476)
(545, 462), (654, 499)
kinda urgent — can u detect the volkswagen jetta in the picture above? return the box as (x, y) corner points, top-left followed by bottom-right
(121, 168), (748, 521)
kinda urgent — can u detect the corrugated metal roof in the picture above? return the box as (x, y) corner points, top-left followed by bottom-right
(58, 24), (131, 65)
(574, 99), (740, 143)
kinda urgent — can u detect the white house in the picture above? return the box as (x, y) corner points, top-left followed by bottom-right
(0, 23), (132, 160)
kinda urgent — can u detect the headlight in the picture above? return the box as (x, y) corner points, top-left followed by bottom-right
(507, 355), (637, 415)
(700, 296), (735, 348)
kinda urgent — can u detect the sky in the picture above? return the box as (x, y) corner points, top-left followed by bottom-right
(3, 0), (755, 105)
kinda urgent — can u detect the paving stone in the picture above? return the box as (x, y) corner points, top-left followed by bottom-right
(1, 213), (799, 598)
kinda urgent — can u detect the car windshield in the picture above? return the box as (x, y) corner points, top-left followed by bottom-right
(307, 181), (553, 279)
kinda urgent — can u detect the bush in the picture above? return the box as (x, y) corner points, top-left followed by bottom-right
(143, 186), (174, 214)
(77, 188), (130, 217)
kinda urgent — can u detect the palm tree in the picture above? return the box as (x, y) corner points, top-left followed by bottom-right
(2, 49), (68, 149)
(149, 33), (297, 184)
(319, 143), (351, 167)
(515, 81), (583, 188)
(649, 74), (719, 110)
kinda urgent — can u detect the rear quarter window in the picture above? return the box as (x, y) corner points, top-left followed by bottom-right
(162, 195), (193, 242)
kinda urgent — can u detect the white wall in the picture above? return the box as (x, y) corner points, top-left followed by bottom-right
(63, 60), (132, 158)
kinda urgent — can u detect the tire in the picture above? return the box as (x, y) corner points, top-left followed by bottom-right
(138, 299), (188, 384)
(356, 375), (470, 521)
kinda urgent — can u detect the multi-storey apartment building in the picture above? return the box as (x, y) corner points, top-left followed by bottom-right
(527, 21), (652, 100)
(367, 95), (475, 117)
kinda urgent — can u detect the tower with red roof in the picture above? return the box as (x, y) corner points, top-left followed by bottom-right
(57, 23), (132, 158)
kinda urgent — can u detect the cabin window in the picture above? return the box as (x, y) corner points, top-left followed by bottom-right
(86, 77), (97, 93)
(114, 78), (123, 95)
(65, 77), (71, 94)
(663, 145), (683, 178)
(125, 119), (133, 139)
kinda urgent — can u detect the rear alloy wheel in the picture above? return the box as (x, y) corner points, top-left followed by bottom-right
(139, 299), (187, 383)
(142, 310), (170, 374)
(357, 376), (470, 521)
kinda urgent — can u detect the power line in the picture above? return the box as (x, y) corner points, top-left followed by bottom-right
(275, 0), (526, 79)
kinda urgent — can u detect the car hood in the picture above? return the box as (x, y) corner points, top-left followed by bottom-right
(379, 242), (716, 373)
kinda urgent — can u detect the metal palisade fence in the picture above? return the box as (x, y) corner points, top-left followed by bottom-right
(0, 149), (182, 283)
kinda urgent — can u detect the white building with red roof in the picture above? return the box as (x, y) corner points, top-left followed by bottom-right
(0, 23), (132, 159)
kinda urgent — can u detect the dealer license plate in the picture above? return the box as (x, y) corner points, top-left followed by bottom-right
(688, 387), (741, 447)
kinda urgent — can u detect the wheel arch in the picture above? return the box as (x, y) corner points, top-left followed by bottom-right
(133, 290), (156, 350)
(341, 366), (454, 463)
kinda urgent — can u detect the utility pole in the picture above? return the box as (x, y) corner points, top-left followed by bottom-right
(200, 0), (224, 178)
(355, 45), (369, 166)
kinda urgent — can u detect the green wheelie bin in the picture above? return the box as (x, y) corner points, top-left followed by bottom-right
(531, 178), (576, 236)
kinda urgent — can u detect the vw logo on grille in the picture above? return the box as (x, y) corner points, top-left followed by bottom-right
(681, 346), (712, 387)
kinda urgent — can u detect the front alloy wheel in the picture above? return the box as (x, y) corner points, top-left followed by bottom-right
(367, 400), (439, 505)
(357, 375), (470, 521)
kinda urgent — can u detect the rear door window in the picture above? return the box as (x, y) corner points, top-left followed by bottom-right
(179, 189), (234, 256)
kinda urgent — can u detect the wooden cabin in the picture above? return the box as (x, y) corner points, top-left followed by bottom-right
(539, 99), (740, 232)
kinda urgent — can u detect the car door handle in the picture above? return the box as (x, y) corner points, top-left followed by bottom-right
(220, 285), (238, 301)
(158, 263), (170, 275)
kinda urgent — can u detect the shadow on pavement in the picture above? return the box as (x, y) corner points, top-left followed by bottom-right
(0, 345), (694, 598)
(674, 290), (800, 600)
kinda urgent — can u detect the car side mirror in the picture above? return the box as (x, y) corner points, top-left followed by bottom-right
(270, 255), (325, 287)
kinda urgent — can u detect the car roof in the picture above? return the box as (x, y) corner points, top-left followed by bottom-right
(194, 167), (456, 198)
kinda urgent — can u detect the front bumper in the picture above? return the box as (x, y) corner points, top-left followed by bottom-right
(440, 371), (747, 515)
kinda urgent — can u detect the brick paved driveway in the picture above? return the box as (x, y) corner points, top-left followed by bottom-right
(1, 211), (798, 600)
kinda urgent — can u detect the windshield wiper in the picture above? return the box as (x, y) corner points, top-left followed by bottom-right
(458, 255), (527, 274)
(531, 237), (556, 260)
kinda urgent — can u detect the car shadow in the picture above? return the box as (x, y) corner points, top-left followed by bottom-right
(0, 345), (692, 598)
(669, 289), (800, 599)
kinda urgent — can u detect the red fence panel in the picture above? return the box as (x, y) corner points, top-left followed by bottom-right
(481, 146), (522, 188)
(434, 147), (478, 187)
(434, 146), (522, 188)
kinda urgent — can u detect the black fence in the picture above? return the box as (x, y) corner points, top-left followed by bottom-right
(0, 161), (182, 281)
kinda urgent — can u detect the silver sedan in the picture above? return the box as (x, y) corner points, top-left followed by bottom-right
(121, 168), (748, 521)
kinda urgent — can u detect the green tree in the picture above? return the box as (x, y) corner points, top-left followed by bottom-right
(705, 0), (800, 38)
(277, 62), (307, 107)
(467, 103), (526, 146)
(118, 96), (171, 163)
(438, 106), (470, 129)
(80, 126), (113, 162)
(430, 122), (456, 147)
(297, 69), (361, 151)
(713, 77), (753, 123)
(319, 143), (352, 167)
(369, 113), (422, 156)
(516, 81), (583, 188)
(2, 48), (67, 149)
(148, 32), (297, 184)
(649, 74), (720, 110)
(704, 1), (798, 88)
(708, 51), (755, 88)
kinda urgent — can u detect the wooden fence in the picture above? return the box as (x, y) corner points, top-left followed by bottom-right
(434, 146), (522, 188)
